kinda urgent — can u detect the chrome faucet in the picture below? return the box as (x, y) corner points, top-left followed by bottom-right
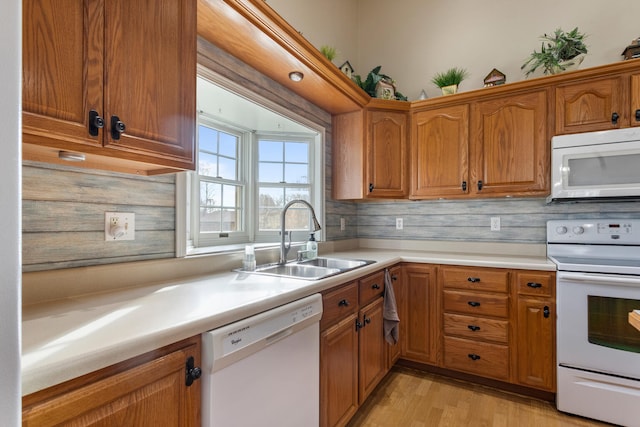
(279, 199), (321, 264)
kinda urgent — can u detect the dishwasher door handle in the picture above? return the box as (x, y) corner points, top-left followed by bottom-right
(265, 327), (294, 345)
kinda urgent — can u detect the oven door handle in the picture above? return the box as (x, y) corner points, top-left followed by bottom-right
(559, 272), (640, 286)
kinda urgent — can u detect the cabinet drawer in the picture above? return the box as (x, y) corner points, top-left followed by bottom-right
(441, 267), (509, 293)
(321, 282), (358, 330)
(516, 271), (554, 298)
(359, 271), (385, 306)
(443, 290), (509, 318)
(443, 336), (509, 381)
(443, 313), (508, 344)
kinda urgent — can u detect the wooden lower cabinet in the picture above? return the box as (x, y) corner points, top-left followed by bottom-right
(358, 297), (386, 404)
(513, 271), (556, 391)
(321, 313), (359, 427)
(22, 335), (201, 427)
(320, 269), (395, 427)
(401, 264), (438, 364)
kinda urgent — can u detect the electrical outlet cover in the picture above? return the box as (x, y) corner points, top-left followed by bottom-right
(105, 212), (135, 241)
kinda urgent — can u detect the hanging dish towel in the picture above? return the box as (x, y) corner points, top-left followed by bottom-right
(383, 268), (400, 345)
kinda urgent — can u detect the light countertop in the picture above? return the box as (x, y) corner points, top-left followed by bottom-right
(22, 247), (555, 396)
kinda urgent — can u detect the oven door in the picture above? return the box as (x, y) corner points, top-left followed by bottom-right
(557, 271), (640, 379)
(550, 137), (640, 201)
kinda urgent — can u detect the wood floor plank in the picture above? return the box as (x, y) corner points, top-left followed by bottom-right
(347, 367), (610, 427)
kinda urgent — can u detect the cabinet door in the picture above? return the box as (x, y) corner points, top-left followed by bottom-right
(103, 0), (196, 168)
(386, 266), (402, 369)
(22, 0), (103, 149)
(402, 264), (439, 365)
(632, 73), (640, 128)
(470, 90), (549, 197)
(366, 110), (408, 198)
(320, 313), (359, 427)
(555, 75), (627, 134)
(358, 297), (386, 404)
(515, 298), (555, 391)
(411, 105), (469, 198)
(22, 336), (201, 427)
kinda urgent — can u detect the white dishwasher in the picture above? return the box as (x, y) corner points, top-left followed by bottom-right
(201, 293), (323, 427)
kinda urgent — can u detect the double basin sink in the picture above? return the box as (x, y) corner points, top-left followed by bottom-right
(239, 257), (376, 280)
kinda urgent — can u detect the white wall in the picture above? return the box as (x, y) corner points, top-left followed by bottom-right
(0, 0), (21, 425)
(268, 0), (640, 100)
(358, 0), (640, 99)
(266, 0), (359, 69)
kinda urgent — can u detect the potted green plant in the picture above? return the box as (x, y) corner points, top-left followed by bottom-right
(319, 45), (337, 62)
(521, 27), (588, 77)
(431, 67), (469, 95)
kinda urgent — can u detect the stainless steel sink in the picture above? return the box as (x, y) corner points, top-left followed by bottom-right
(236, 257), (375, 280)
(297, 257), (374, 270)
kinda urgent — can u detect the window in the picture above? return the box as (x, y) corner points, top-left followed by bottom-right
(177, 75), (324, 255)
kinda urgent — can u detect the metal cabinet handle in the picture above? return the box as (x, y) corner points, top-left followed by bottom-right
(467, 325), (481, 332)
(468, 353), (481, 361)
(364, 316), (371, 325)
(467, 277), (480, 283)
(88, 110), (104, 136)
(468, 301), (481, 307)
(527, 282), (542, 288)
(611, 112), (620, 125)
(544, 306), (550, 318)
(462, 181), (467, 191)
(477, 180), (483, 191)
(635, 109), (640, 122)
(371, 283), (380, 290)
(391, 274), (398, 281)
(338, 299), (349, 307)
(355, 318), (363, 331)
(368, 183), (374, 193)
(111, 115), (126, 140)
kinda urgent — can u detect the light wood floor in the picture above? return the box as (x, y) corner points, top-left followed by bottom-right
(347, 367), (611, 427)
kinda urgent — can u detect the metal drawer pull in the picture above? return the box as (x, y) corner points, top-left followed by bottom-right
(468, 301), (481, 307)
(467, 277), (480, 283)
(468, 353), (481, 361)
(527, 282), (542, 288)
(371, 283), (380, 290)
(338, 299), (349, 307)
(611, 112), (620, 125)
(467, 325), (481, 332)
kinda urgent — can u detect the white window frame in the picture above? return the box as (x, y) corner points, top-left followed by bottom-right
(176, 68), (325, 257)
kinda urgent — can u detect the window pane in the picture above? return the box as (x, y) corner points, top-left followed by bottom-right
(221, 209), (239, 232)
(285, 142), (308, 163)
(199, 126), (218, 152)
(219, 133), (237, 157)
(285, 188), (309, 204)
(222, 185), (238, 207)
(219, 156), (237, 180)
(285, 164), (309, 184)
(258, 187), (284, 230)
(282, 206), (311, 230)
(200, 182), (222, 207)
(199, 152), (218, 178)
(200, 207), (221, 232)
(259, 141), (283, 162)
(259, 162), (283, 183)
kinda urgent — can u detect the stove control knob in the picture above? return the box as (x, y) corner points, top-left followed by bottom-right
(556, 226), (568, 235)
(572, 226), (585, 235)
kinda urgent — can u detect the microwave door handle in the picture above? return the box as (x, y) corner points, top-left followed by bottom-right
(560, 272), (640, 287)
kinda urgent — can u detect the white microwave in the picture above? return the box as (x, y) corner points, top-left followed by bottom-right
(549, 127), (640, 202)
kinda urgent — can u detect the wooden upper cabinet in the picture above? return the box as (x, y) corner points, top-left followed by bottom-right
(22, 0), (196, 174)
(367, 109), (408, 198)
(411, 105), (469, 198)
(631, 73), (640, 127)
(333, 99), (409, 200)
(470, 90), (549, 197)
(554, 75), (627, 134)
